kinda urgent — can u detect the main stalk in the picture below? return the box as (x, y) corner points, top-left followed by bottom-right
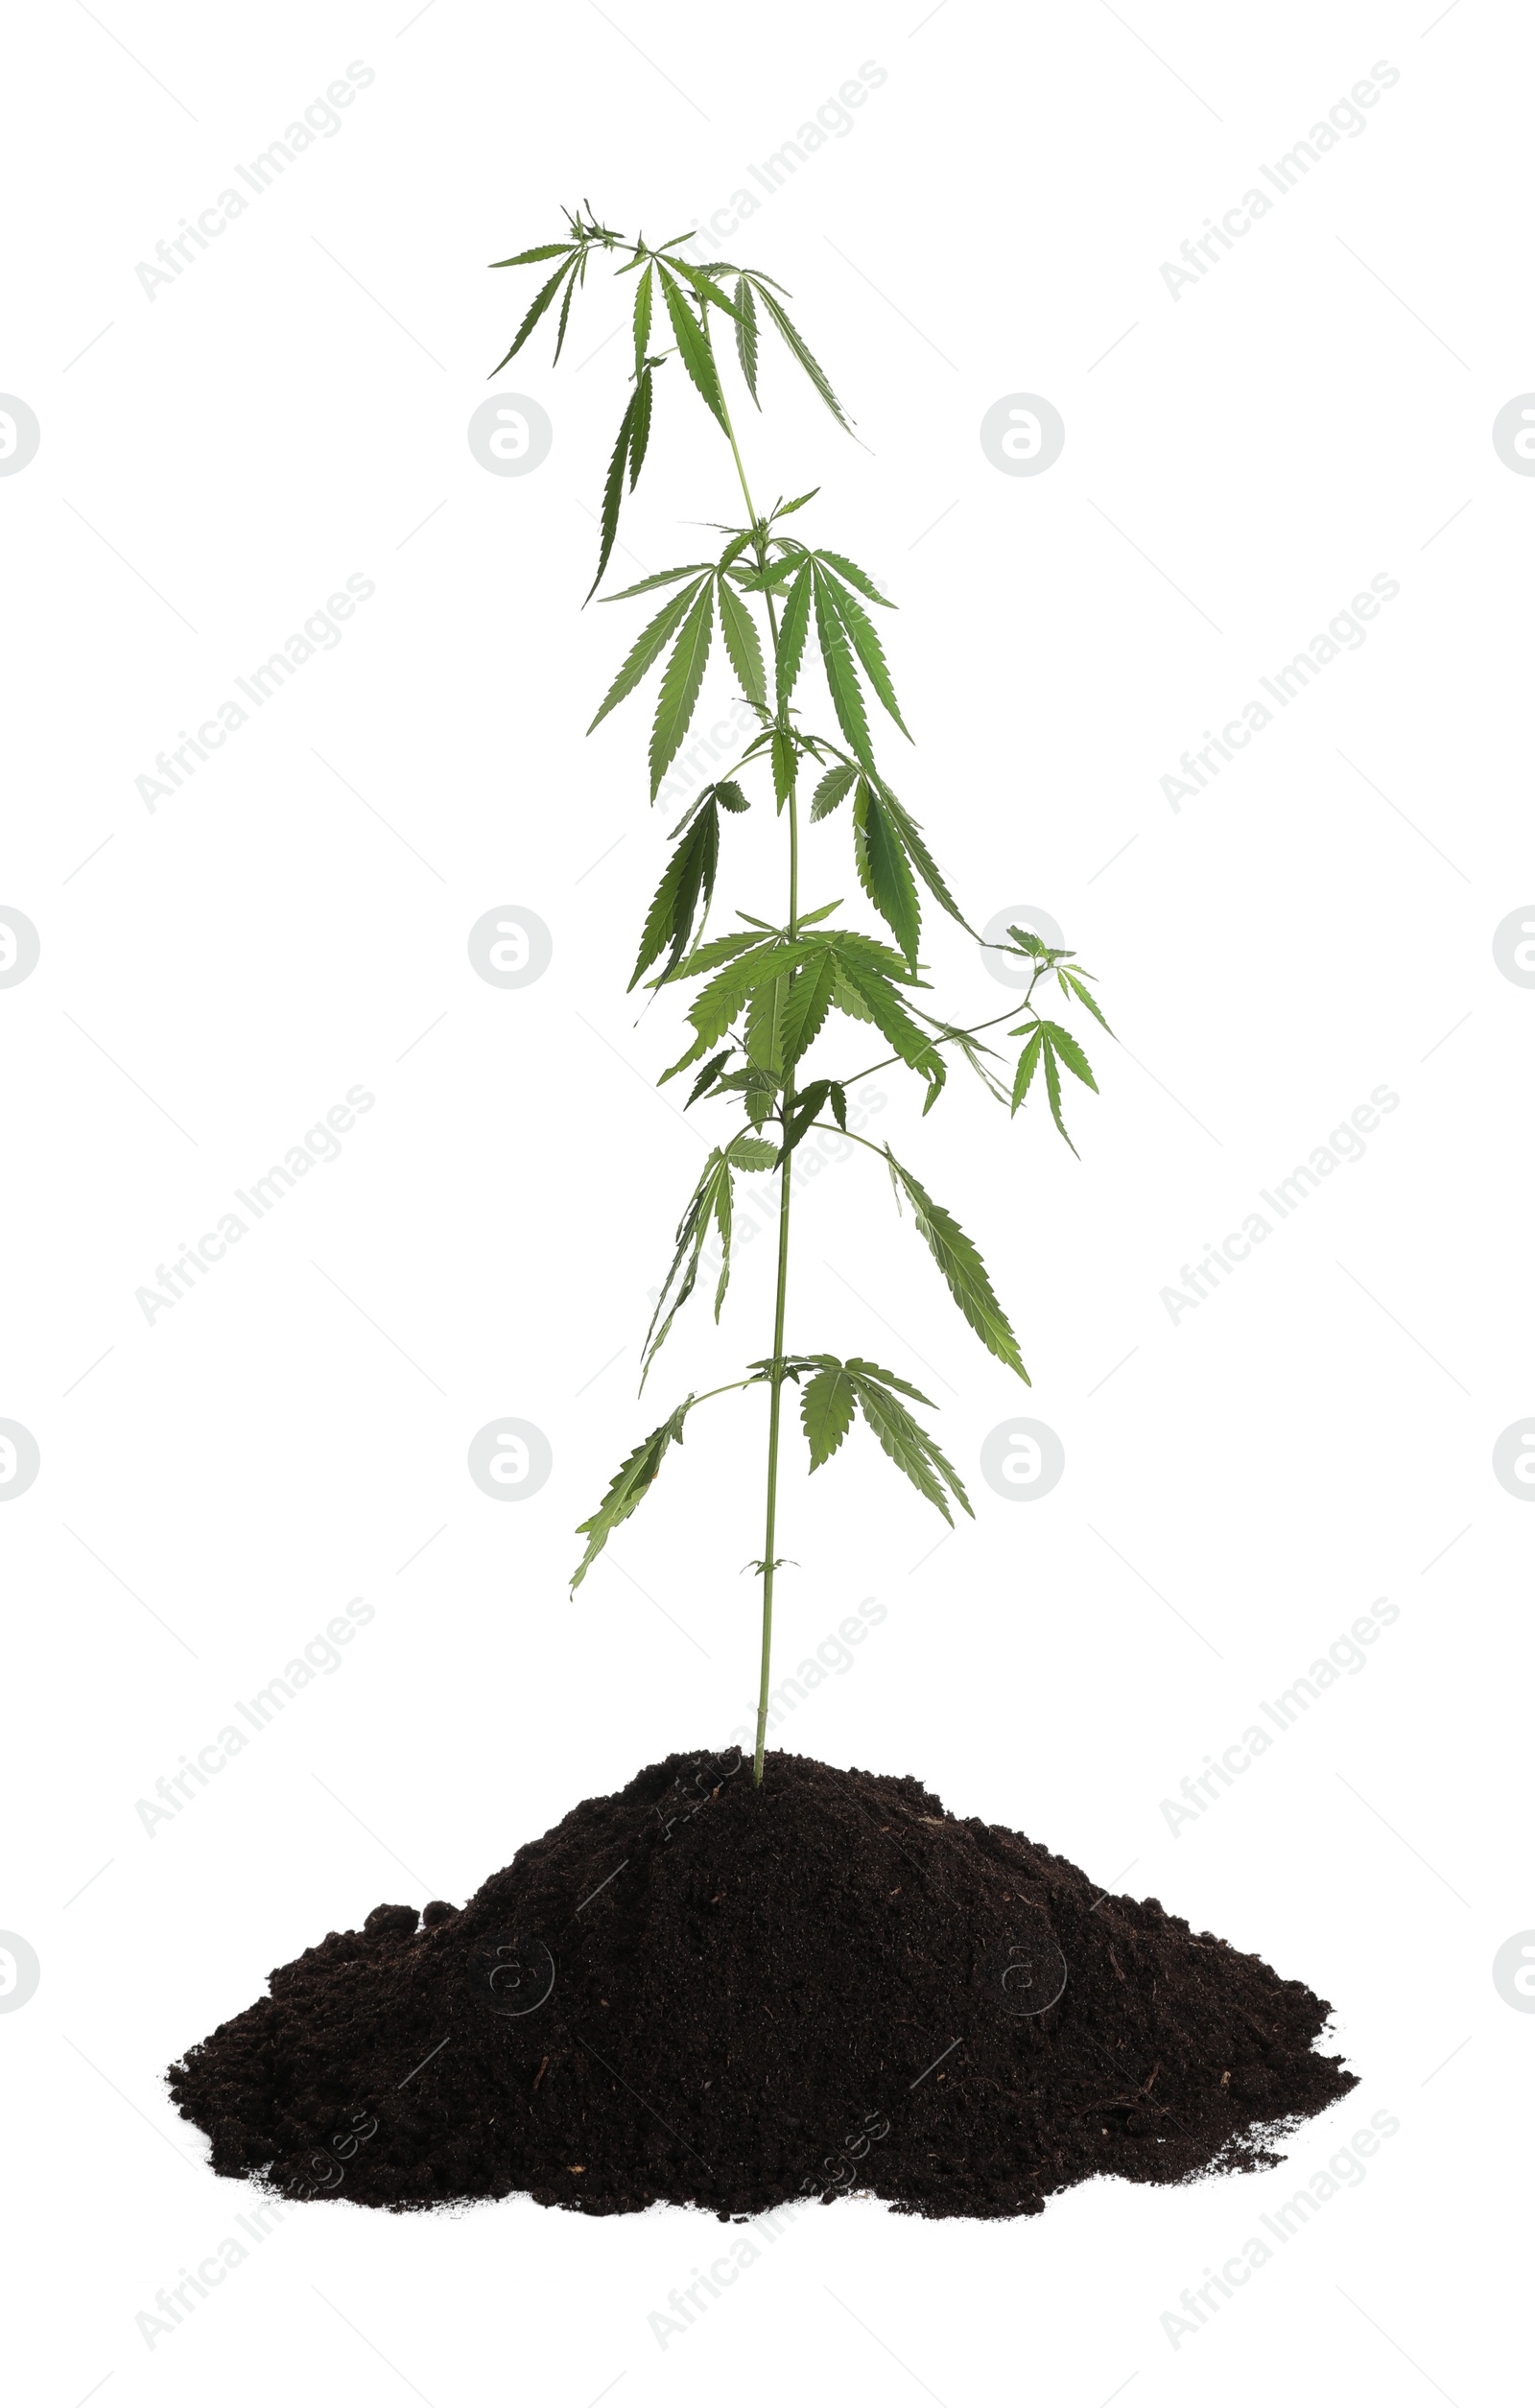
(721, 413), (797, 1788)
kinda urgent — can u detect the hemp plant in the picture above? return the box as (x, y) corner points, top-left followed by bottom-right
(492, 207), (1112, 1785)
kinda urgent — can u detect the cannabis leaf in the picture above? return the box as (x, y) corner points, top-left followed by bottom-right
(787, 1355), (971, 1523)
(809, 759), (858, 821)
(657, 264), (729, 433)
(643, 1152), (732, 1379)
(629, 793), (721, 989)
(571, 1395), (695, 1590)
(587, 377), (647, 602)
(778, 947), (838, 1069)
(800, 1358), (857, 1467)
(1060, 967), (1113, 1034)
(813, 568), (874, 771)
(742, 277), (854, 431)
(649, 579), (716, 796)
(853, 777), (921, 966)
(1008, 1017), (1098, 1152)
(587, 576), (707, 734)
(734, 274), (759, 402)
(775, 562), (813, 712)
(875, 782), (971, 934)
(488, 253), (579, 373)
(817, 565), (909, 738)
(717, 575), (767, 709)
(884, 1151), (1028, 1380)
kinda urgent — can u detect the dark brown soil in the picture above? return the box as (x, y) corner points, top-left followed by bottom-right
(166, 1747), (1356, 2219)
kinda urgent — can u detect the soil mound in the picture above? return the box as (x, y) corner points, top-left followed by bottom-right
(167, 1747), (1356, 2218)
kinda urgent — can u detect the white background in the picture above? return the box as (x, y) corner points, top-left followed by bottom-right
(1, 1), (1528, 2401)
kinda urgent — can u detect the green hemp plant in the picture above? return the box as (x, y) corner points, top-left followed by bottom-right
(492, 207), (1112, 1786)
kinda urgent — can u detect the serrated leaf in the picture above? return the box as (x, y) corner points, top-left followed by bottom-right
(1009, 1027), (1043, 1117)
(667, 929), (765, 980)
(489, 256), (576, 371)
(1036, 1020), (1098, 1090)
(490, 242), (578, 268)
(827, 1080), (848, 1131)
(836, 959), (945, 1097)
(734, 274), (759, 403)
(688, 935), (822, 1048)
(586, 384), (639, 603)
(815, 550), (889, 603)
(715, 778), (750, 813)
(744, 974), (786, 1077)
(854, 779), (921, 965)
(832, 970), (876, 1025)
(685, 1048), (734, 1107)
(658, 1027), (715, 1086)
(1063, 968), (1114, 1036)
(643, 1152), (732, 1378)
(847, 1366), (972, 1524)
(711, 1158), (734, 1318)
(649, 581), (715, 797)
(778, 947), (838, 1069)
(775, 562), (813, 713)
(717, 577), (767, 709)
(734, 555), (799, 594)
(629, 799), (720, 990)
(627, 364), (652, 490)
(813, 572), (873, 771)
(587, 577), (705, 733)
(772, 488), (819, 521)
(657, 264), (729, 433)
(884, 1151), (1028, 1379)
(725, 1136), (778, 1171)
(801, 1361), (857, 1470)
(571, 1397), (694, 1590)
(809, 760), (858, 821)
(602, 562), (716, 603)
(771, 728), (794, 809)
(781, 1079), (832, 1154)
(821, 569), (910, 739)
(749, 279), (852, 432)
(829, 927), (924, 982)
(669, 258), (744, 319)
(554, 263), (579, 363)
(633, 261), (652, 374)
(1040, 1033), (1078, 1155)
(876, 784), (971, 933)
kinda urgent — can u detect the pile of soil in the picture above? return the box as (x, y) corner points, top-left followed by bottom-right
(167, 1748), (1356, 2219)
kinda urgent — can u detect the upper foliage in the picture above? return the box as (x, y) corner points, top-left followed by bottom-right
(490, 211), (1115, 1593)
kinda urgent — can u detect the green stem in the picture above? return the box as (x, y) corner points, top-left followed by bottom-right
(719, 399), (798, 1789)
